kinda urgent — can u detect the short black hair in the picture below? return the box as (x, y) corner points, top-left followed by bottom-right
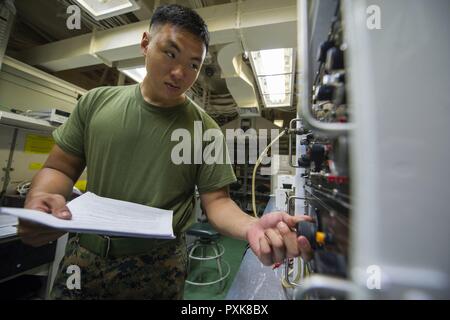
(150, 4), (210, 52)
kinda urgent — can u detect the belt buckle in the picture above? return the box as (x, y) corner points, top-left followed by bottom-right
(103, 235), (111, 258)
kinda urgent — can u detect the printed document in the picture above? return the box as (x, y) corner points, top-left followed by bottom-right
(0, 192), (175, 239)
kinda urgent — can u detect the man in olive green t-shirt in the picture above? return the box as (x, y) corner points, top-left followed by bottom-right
(52, 83), (237, 235)
(19, 4), (312, 299)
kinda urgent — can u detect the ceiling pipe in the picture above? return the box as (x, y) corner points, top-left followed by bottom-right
(16, 0), (296, 69)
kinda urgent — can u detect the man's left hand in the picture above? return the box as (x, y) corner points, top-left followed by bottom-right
(246, 212), (314, 266)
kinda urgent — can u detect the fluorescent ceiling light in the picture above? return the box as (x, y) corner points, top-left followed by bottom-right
(273, 120), (284, 127)
(249, 48), (295, 108)
(262, 94), (291, 107)
(119, 66), (146, 83)
(74, 0), (140, 20)
(257, 74), (292, 95)
(250, 48), (294, 76)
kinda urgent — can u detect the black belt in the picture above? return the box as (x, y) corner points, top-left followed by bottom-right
(76, 233), (184, 258)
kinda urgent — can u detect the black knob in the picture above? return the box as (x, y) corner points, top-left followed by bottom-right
(315, 85), (335, 101)
(298, 154), (311, 168)
(325, 47), (345, 72)
(310, 144), (326, 171)
(297, 221), (318, 249)
(335, 71), (346, 83)
(294, 128), (309, 135)
(317, 40), (335, 63)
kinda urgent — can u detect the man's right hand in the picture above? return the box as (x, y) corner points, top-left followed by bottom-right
(19, 193), (72, 247)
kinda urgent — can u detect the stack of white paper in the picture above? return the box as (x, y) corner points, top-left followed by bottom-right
(0, 213), (18, 239)
(0, 192), (175, 239)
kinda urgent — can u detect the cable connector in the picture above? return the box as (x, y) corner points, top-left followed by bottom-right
(272, 262), (283, 270)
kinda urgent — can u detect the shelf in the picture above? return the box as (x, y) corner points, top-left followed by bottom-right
(237, 176), (271, 181)
(230, 190), (270, 198)
(0, 111), (55, 132)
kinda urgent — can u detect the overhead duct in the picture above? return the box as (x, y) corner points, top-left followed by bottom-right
(15, 22), (148, 71)
(217, 42), (257, 111)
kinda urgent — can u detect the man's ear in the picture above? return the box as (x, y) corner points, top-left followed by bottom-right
(141, 31), (151, 55)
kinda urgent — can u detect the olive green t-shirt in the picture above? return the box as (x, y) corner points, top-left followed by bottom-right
(53, 84), (236, 234)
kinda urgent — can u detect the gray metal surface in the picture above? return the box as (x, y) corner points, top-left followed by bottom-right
(343, 0), (450, 298)
(226, 197), (290, 300)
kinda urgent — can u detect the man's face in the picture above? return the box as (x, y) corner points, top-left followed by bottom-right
(140, 23), (206, 106)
